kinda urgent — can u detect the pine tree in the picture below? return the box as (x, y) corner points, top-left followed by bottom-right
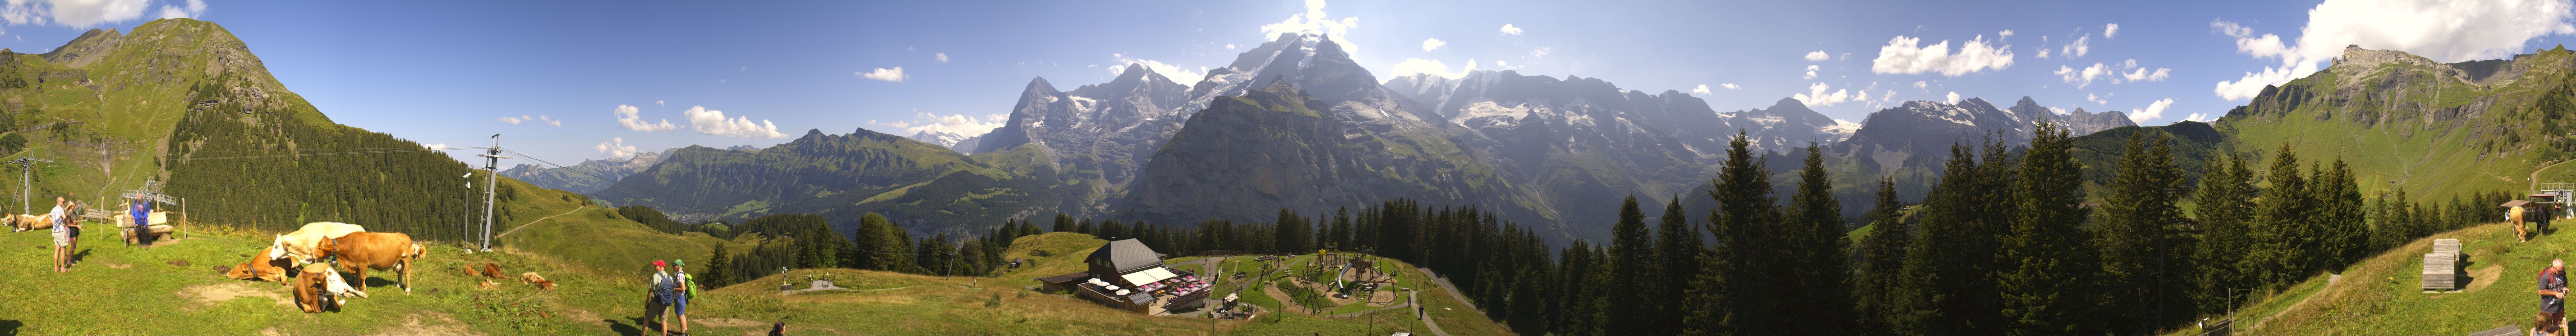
(855, 212), (912, 272)
(1685, 132), (1775, 335)
(1892, 139), (2015, 336)
(1607, 195), (1655, 335)
(704, 244), (733, 288)
(2251, 144), (2313, 288)
(2194, 152), (2257, 314)
(2319, 159), (2367, 268)
(1051, 213), (1075, 233)
(2094, 132), (2195, 334)
(1653, 195), (1700, 336)
(1855, 177), (1911, 332)
(1998, 123), (2097, 336)
(1785, 143), (1856, 334)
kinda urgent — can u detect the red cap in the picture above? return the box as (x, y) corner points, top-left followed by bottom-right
(653, 260), (666, 267)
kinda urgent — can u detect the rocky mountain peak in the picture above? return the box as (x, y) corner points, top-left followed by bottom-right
(41, 28), (123, 67)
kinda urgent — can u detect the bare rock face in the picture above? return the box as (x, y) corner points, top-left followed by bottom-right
(2003, 96), (2135, 136)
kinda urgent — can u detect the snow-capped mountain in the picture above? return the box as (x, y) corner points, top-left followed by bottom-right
(907, 130), (978, 152)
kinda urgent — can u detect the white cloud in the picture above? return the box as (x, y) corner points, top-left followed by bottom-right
(2104, 23), (2120, 39)
(2055, 63), (2111, 88)
(1720, 83), (1740, 90)
(596, 137), (638, 158)
(1226, 44), (1237, 50)
(1803, 65), (1820, 79)
(539, 115), (561, 127)
(1912, 81), (1928, 91)
(1498, 23), (1523, 35)
(2209, 0), (2576, 100)
(1422, 38), (1446, 51)
(1390, 58), (1478, 79)
(655, 100), (665, 107)
(858, 67), (907, 82)
(423, 143), (448, 151)
(2183, 112), (2214, 123)
(497, 116), (525, 125)
(1112, 53), (1204, 84)
(1, 0), (150, 27)
(2087, 93), (2110, 105)
(2048, 107), (2068, 115)
(613, 104), (678, 132)
(2037, 48), (2052, 59)
(2123, 67), (2172, 82)
(152, 0), (201, 19)
(935, 52), (949, 62)
(681, 106), (789, 138)
(1794, 82), (1854, 107)
(1529, 47), (1550, 58)
(1945, 91), (1960, 104)
(1999, 30), (2015, 39)
(2132, 98), (2175, 123)
(873, 112), (1010, 138)
(1870, 33), (2015, 76)
(2060, 34), (2090, 58)
(1804, 51), (1829, 61)
(1692, 84), (1713, 96)
(1260, 0), (1361, 54)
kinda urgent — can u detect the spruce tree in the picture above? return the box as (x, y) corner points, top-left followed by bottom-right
(2094, 132), (2195, 334)
(1998, 123), (2097, 336)
(1786, 143), (1856, 334)
(1686, 132), (1778, 335)
(2193, 152), (2256, 314)
(1855, 177), (1910, 332)
(1607, 196), (1655, 335)
(705, 243), (733, 288)
(1653, 195), (1700, 336)
(1052, 213), (1075, 233)
(1892, 139), (2014, 336)
(2320, 159), (2367, 268)
(2251, 144), (2312, 287)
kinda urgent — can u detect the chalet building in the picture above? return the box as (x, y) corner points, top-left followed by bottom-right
(1035, 239), (1213, 314)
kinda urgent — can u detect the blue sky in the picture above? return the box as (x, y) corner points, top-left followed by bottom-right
(0, 0), (2568, 164)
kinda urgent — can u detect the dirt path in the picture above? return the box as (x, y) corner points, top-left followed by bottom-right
(2246, 273), (2340, 332)
(1415, 267), (1480, 312)
(1412, 290), (1451, 336)
(493, 206), (586, 238)
(2536, 159), (2574, 193)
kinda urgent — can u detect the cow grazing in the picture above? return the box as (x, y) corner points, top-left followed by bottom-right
(226, 246), (293, 282)
(519, 272), (557, 290)
(319, 232), (422, 294)
(292, 263), (334, 313)
(273, 222), (366, 264)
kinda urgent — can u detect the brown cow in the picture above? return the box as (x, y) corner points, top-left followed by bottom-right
(226, 246), (293, 282)
(292, 263), (334, 313)
(319, 232), (425, 295)
(519, 272), (557, 290)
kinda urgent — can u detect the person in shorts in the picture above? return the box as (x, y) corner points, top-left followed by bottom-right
(49, 197), (69, 272)
(649, 260), (678, 336)
(675, 259), (695, 336)
(2544, 259), (2569, 336)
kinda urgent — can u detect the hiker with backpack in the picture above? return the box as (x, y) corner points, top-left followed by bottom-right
(649, 260), (679, 336)
(675, 259), (696, 336)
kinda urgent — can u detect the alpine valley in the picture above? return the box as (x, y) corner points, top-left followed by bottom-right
(508, 32), (2161, 243)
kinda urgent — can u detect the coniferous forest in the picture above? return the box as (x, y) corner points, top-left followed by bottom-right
(687, 123), (2520, 335)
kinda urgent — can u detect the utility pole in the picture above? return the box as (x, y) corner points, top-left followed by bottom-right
(475, 134), (510, 251)
(10, 157), (53, 215)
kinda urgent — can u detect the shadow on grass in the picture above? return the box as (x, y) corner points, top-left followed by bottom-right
(0, 319), (20, 336)
(608, 316), (663, 336)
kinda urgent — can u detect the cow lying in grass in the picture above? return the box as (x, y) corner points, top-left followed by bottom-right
(292, 263), (335, 313)
(6, 214), (50, 232)
(225, 246), (293, 282)
(320, 232), (424, 295)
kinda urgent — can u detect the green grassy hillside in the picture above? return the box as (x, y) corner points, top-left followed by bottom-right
(2197, 221), (2557, 335)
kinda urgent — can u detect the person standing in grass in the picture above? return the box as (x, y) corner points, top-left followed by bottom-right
(650, 260), (678, 336)
(675, 259), (697, 336)
(2543, 259), (2569, 336)
(48, 197), (69, 272)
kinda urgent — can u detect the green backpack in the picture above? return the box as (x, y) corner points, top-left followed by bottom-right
(678, 272), (696, 299)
